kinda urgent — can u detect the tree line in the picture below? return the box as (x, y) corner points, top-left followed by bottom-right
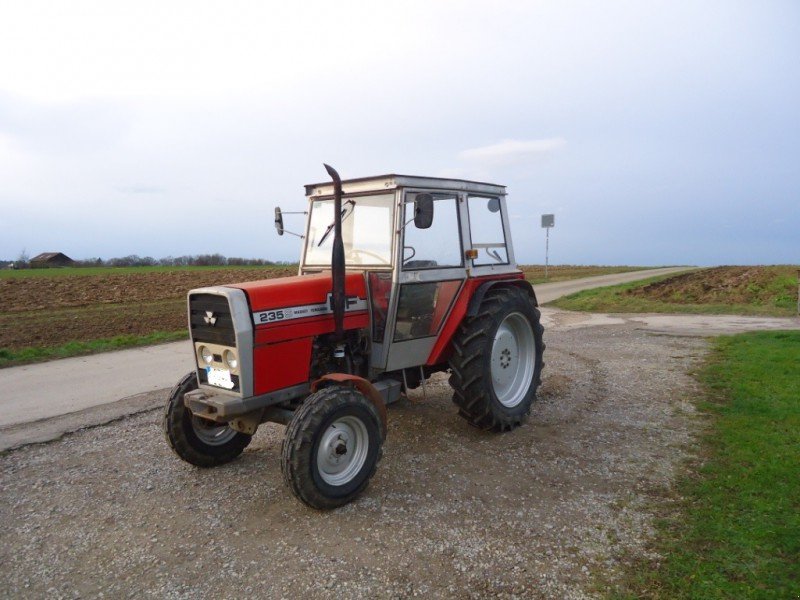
(7, 252), (294, 269)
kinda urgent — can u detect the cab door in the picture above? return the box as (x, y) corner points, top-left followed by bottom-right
(383, 191), (467, 371)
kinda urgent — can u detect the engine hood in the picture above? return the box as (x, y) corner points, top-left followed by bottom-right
(227, 271), (368, 316)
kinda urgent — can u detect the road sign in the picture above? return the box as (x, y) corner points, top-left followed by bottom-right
(541, 214), (555, 279)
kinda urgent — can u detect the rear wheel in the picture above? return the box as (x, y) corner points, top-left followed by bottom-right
(281, 386), (383, 510)
(163, 371), (252, 467)
(449, 287), (544, 432)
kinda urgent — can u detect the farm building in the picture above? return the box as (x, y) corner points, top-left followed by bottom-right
(30, 252), (75, 268)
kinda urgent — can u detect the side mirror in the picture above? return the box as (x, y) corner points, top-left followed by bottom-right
(414, 193), (434, 229)
(274, 207), (284, 236)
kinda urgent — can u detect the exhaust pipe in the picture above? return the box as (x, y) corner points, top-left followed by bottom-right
(323, 163), (345, 341)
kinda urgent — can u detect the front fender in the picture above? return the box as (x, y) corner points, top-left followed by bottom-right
(311, 373), (388, 438)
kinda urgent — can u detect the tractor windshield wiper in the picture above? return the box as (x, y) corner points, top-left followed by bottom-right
(317, 200), (355, 247)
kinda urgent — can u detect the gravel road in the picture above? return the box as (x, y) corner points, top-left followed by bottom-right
(0, 323), (705, 599)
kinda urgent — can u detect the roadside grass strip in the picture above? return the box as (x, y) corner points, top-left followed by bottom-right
(614, 331), (800, 599)
(0, 331), (188, 368)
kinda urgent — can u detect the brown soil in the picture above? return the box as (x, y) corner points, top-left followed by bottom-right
(0, 301), (186, 349)
(0, 268), (294, 351)
(626, 265), (797, 307)
(0, 267), (296, 312)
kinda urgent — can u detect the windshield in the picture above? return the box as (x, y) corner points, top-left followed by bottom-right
(304, 193), (394, 266)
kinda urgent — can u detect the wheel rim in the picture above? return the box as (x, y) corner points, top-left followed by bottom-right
(191, 416), (238, 446)
(316, 415), (370, 486)
(490, 312), (535, 408)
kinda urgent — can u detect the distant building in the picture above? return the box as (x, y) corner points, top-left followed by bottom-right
(30, 252), (75, 268)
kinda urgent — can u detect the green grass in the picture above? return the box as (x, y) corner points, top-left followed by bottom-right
(612, 331), (800, 599)
(550, 271), (798, 317)
(0, 331), (188, 367)
(0, 264), (294, 278)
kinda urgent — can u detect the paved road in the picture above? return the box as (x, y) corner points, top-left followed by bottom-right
(0, 342), (194, 429)
(2, 266), (797, 450)
(533, 266), (691, 303)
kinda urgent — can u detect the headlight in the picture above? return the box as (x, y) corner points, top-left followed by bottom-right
(199, 345), (213, 364)
(223, 349), (238, 370)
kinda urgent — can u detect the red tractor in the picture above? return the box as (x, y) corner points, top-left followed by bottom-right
(164, 166), (545, 509)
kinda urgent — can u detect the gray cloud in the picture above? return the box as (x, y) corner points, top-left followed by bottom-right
(0, 2), (798, 265)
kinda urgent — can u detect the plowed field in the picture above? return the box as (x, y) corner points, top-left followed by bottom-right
(0, 267), (294, 351)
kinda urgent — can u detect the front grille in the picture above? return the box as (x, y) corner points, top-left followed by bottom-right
(189, 293), (236, 346)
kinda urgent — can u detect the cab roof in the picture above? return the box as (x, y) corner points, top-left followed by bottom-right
(304, 174), (506, 198)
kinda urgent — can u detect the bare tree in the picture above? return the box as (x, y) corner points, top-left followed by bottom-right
(16, 249), (30, 269)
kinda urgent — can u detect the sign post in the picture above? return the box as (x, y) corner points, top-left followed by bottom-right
(541, 214), (555, 280)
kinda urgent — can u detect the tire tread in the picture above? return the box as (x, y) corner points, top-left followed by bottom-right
(448, 287), (545, 432)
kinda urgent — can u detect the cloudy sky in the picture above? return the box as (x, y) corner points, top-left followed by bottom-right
(1, 0), (798, 266)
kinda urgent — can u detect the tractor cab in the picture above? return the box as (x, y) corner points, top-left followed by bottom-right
(293, 174), (522, 377)
(165, 167), (544, 509)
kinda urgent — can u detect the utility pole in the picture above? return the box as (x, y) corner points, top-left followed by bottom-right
(541, 214), (555, 280)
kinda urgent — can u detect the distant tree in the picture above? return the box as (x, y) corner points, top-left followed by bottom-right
(109, 255), (141, 267)
(195, 253), (227, 266)
(95, 253), (283, 268)
(16, 249), (30, 269)
(74, 257), (105, 267)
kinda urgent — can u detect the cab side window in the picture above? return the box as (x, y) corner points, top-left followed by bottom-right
(402, 193), (462, 269)
(467, 196), (508, 265)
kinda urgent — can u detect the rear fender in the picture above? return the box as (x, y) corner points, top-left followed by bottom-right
(426, 274), (532, 366)
(466, 279), (538, 317)
(311, 374), (388, 438)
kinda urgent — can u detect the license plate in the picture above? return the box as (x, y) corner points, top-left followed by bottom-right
(206, 367), (234, 390)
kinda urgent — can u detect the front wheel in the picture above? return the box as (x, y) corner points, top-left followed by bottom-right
(163, 371), (252, 467)
(449, 286), (545, 432)
(281, 385), (383, 509)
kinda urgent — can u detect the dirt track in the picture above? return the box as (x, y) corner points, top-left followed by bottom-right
(0, 323), (704, 599)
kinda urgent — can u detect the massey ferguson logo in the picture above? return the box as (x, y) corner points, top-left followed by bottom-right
(203, 311), (217, 326)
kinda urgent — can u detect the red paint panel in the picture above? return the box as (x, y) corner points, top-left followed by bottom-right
(430, 280), (463, 334)
(254, 312), (369, 345)
(426, 272), (525, 366)
(230, 272), (367, 312)
(253, 337), (313, 395)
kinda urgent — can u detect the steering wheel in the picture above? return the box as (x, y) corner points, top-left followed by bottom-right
(402, 246), (416, 264)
